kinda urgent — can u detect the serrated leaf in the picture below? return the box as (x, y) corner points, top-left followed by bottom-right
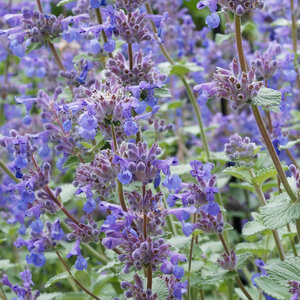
(242, 213), (267, 236)
(234, 287), (260, 300)
(154, 87), (171, 98)
(55, 292), (86, 300)
(236, 252), (252, 269)
(279, 138), (300, 150)
(251, 165), (277, 184)
(215, 33), (234, 45)
(255, 257), (300, 299)
(251, 87), (281, 107)
(235, 242), (269, 255)
(152, 277), (169, 300)
(170, 163), (191, 175)
(96, 260), (122, 274)
(223, 166), (252, 183)
(229, 182), (255, 192)
(59, 184), (77, 203)
(57, 0), (76, 6)
(260, 193), (300, 229)
(63, 155), (80, 169)
(26, 42), (43, 54)
(45, 270), (74, 288)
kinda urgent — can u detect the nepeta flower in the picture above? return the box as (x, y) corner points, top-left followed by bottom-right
(289, 165), (300, 190)
(115, 9), (152, 44)
(1, 269), (40, 300)
(106, 50), (166, 86)
(288, 281), (300, 300)
(195, 58), (263, 110)
(66, 239), (88, 271)
(217, 249), (237, 270)
(114, 0), (148, 12)
(224, 133), (259, 166)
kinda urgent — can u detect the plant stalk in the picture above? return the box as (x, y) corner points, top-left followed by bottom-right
(145, 2), (210, 161)
(56, 251), (101, 300)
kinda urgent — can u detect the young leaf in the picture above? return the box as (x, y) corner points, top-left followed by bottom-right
(242, 213), (267, 236)
(260, 193), (300, 229)
(63, 155), (80, 169)
(152, 277), (169, 300)
(57, 0), (76, 6)
(223, 166), (252, 183)
(251, 86), (282, 107)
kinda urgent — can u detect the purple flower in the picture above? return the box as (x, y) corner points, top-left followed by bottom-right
(75, 256), (88, 271)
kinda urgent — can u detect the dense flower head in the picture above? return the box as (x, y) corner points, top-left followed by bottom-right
(67, 214), (100, 243)
(114, 0), (148, 12)
(74, 149), (118, 199)
(113, 141), (175, 185)
(106, 50), (167, 86)
(195, 210), (224, 234)
(115, 9), (152, 44)
(289, 164), (300, 190)
(224, 133), (259, 166)
(251, 42), (282, 80)
(14, 219), (64, 267)
(121, 274), (157, 299)
(195, 58), (263, 110)
(288, 280), (300, 300)
(217, 249), (237, 270)
(1, 268), (40, 300)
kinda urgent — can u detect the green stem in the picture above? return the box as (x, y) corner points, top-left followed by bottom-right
(110, 123), (128, 212)
(81, 244), (109, 265)
(0, 159), (19, 183)
(95, 8), (113, 59)
(290, 0), (300, 89)
(145, 2), (210, 161)
(219, 234), (253, 300)
(56, 251), (101, 300)
(233, 14), (300, 241)
(249, 170), (286, 261)
(286, 224), (298, 256)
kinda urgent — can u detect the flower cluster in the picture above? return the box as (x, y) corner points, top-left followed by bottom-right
(195, 58), (264, 110)
(224, 133), (259, 166)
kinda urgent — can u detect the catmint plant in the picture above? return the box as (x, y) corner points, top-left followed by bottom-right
(0, 0), (299, 299)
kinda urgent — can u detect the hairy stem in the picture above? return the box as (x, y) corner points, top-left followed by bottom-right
(219, 234), (253, 300)
(290, 0), (300, 89)
(249, 170), (286, 261)
(110, 123), (128, 212)
(95, 8), (113, 59)
(145, 2), (210, 161)
(234, 12), (300, 244)
(56, 251), (100, 300)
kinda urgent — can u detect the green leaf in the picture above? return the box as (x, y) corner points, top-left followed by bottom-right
(234, 287), (260, 300)
(215, 33), (234, 45)
(59, 184), (78, 203)
(154, 87), (172, 98)
(55, 292), (86, 300)
(236, 252), (252, 269)
(57, 0), (76, 6)
(260, 193), (300, 229)
(229, 182), (255, 192)
(279, 138), (300, 150)
(242, 213), (267, 236)
(45, 268), (75, 288)
(170, 163), (191, 175)
(251, 165), (277, 185)
(255, 257), (300, 299)
(26, 42), (43, 54)
(152, 277), (169, 300)
(235, 242), (269, 255)
(63, 155), (80, 169)
(158, 61), (202, 76)
(251, 86), (282, 108)
(0, 259), (16, 270)
(223, 166), (252, 183)
(74, 270), (91, 287)
(170, 64), (191, 76)
(168, 101), (183, 110)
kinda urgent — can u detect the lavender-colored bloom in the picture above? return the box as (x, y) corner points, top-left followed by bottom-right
(106, 50), (166, 86)
(289, 165), (300, 190)
(224, 133), (259, 166)
(194, 58), (263, 110)
(115, 9), (152, 44)
(114, 0), (148, 12)
(217, 249), (237, 270)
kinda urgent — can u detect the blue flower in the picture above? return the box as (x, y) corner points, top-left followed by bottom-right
(30, 218), (43, 233)
(117, 170), (132, 184)
(103, 39), (115, 53)
(83, 198), (96, 213)
(205, 13), (220, 29)
(124, 120), (138, 136)
(173, 265), (184, 279)
(26, 253), (46, 267)
(182, 222), (193, 237)
(75, 256), (87, 271)
(163, 174), (182, 191)
(89, 39), (101, 54)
